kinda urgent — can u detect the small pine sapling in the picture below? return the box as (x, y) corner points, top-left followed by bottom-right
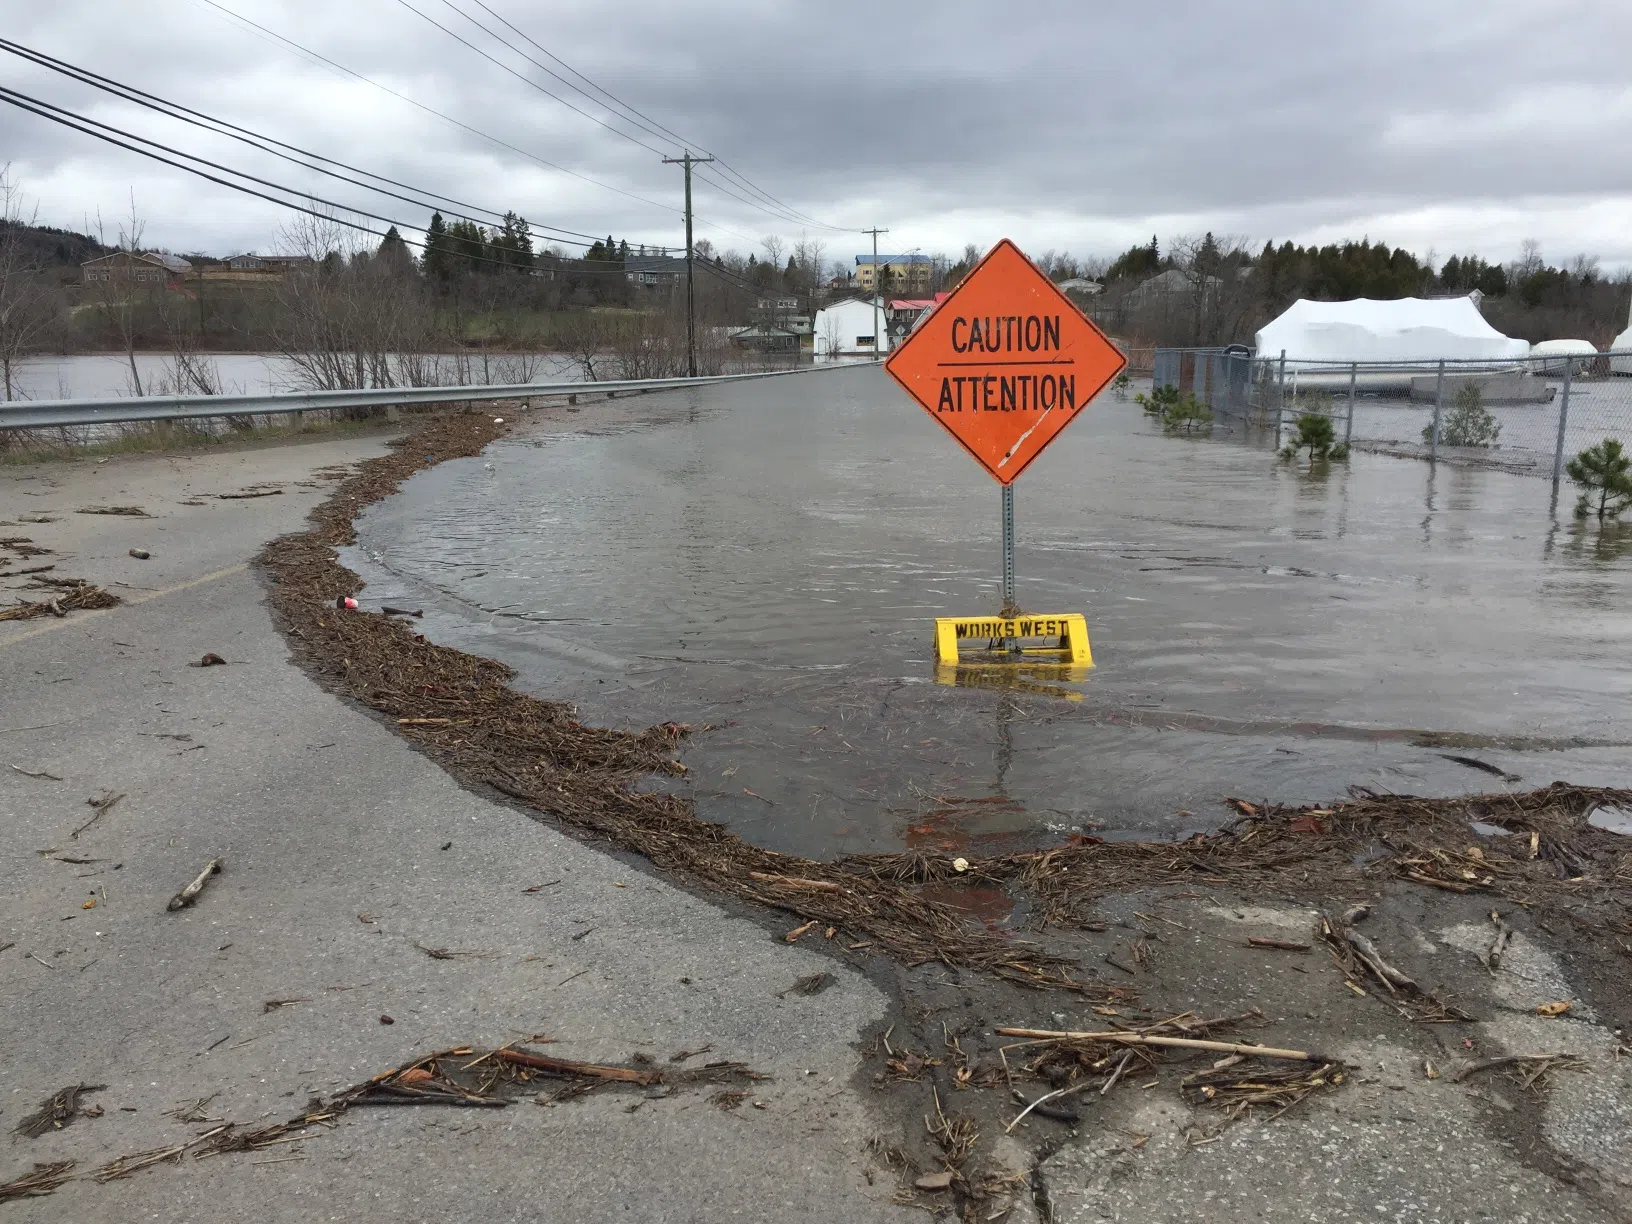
(1281, 412), (1336, 464)
(1567, 438), (1632, 522)
(1424, 382), (1501, 447)
(1134, 384), (1180, 416)
(1161, 391), (1213, 434)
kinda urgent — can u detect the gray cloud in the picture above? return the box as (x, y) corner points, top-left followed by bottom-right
(5, 0), (1631, 267)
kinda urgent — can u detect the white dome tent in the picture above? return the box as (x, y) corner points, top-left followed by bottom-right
(1530, 339), (1597, 376)
(1255, 297), (1530, 368)
(1611, 295), (1632, 375)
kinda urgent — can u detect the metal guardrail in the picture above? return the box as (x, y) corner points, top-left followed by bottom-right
(0, 364), (832, 431)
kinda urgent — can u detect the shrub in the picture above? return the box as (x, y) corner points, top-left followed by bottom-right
(1281, 411), (1335, 463)
(1567, 438), (1632, 522)
(1161, 391), (1213, 434)
(1135, 384), (1179, 416)
(1423, 382), (1501, 447)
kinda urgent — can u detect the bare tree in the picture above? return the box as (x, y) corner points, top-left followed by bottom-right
(818, 310), (844, 358)
(792, 233), (826, 303)
(85, 193), (152, 395)
(0, 165), (58, 402)
(761, 234), (786, 277)
(1136, 233), (1257, 347)
(555, 310), (613, 381)
(1511, 238), (1545, 283)
(270, 206), (437, 394)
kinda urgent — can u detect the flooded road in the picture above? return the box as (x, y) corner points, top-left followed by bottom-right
(349, 364), (1632, 859)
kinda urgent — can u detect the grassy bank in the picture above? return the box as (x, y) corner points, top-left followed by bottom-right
(0, 411), (403, 466)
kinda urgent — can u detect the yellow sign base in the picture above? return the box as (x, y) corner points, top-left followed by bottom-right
(933, 613), (1093, 669)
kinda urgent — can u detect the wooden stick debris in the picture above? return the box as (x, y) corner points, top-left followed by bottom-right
(9, 765), (63, 781)
(1247, 936), (1310, 951)
(167, 859), (222, 911)
(1345, 931), (1418, 994)
(1454, 1053), (1578, 1083)
(70, 791), (125, 840)
(749, 872), (844, 893)
(1004, 1080), (1093, 1133)
(493, 1048), (661, 1086)
(1484, 911), (1514, 973)
(995, 1029), (1334, 1064)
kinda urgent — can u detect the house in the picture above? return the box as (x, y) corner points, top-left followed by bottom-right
(188, 253), (315, 282)
(813, 297), (890, 357)
(1055, 278), (1102, 296)
(855, 253), (933, 293)
(730, 324), (801, 352)
(80, 250), (191, 285)
(886, 298), (938, 341)
(751, 296), (811, 336)
(624, 254), (687, 288)
(1125, 268), (1221, 307)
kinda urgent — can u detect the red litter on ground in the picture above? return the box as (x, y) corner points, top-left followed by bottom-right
(335, 596), (359, 610)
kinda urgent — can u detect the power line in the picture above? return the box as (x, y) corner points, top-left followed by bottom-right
(193, 0), (683, 219)
(426, 0), (860, 234)
(391, 0), (670, 158)
(195, 0), (765, 249)
(402, 0), (817, 236)
(431, 0), (683, 153)
(0, 38), (605, 249)
(459, 0), (858, 232)
(0, 85), (642, 277)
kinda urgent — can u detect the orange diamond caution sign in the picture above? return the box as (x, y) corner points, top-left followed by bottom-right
(884, 239), (1126, 485)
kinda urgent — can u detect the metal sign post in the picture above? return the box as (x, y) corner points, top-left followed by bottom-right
(1001, 484), (1015, 610)
(882, 239), (1124, 670)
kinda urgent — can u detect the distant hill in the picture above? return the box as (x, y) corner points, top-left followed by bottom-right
(0, 220), (114, 269)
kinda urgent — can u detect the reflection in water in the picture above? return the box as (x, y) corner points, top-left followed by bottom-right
(1564, 523), (1632, 565)
(932, 661), (1090, 701)
(352, 365), (1632, 857)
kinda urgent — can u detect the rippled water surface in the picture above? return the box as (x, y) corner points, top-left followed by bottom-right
(349, 365), (1632, 858)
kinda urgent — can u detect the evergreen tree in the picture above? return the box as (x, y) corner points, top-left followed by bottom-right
(421, 213), (450, 280)
(506, 213), (534, 270)
(1105, 236), (1163, 282)
(1567, 438), (1632, 521)
(376, 225), (413, 275)
(446, 220), (486, 274)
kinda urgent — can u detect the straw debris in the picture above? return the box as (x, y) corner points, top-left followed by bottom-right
(0, 581), (120, 622)
(6, 1042), (762, 1203)
(0, 1161), (76, 1202)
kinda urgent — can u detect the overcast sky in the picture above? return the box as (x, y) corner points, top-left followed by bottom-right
(4, 0), (1632, 271)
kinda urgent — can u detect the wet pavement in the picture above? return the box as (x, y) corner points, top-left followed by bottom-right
(347, 365), (1632, 859)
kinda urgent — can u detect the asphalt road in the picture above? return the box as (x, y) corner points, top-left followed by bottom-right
(1, 434), (914, 1223)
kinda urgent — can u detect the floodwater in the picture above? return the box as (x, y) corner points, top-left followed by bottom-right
(348, 364), (1632, 860)
(7, 352), (582, 401)
(1284, 383), (1632, 475)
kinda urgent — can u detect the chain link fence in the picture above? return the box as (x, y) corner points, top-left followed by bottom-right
(1151, 346), (1632, 484)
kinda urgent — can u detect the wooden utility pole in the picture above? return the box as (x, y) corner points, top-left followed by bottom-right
(662, 151), (716, 377)
(863, 227), (888, 361)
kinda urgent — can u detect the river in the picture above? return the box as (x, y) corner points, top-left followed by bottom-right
(7, 351), (584, 401)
